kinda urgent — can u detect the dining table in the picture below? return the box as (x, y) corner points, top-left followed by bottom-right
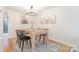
(17, 28), (48, 52)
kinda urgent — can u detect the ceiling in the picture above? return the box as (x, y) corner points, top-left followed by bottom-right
(3, 6), (53, 13)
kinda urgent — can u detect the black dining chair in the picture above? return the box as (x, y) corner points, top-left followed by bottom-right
(16, 30), (31, 52)
(39, 29), (48, 44)
(35, 28), (41, 40)
(16, 30), (20, 44)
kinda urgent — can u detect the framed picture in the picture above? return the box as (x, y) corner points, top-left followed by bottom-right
(40, 17), (49, 24)
(21, 17), (29, 24)
(40, 15), (56, 24)
(21, 20), (29, 24)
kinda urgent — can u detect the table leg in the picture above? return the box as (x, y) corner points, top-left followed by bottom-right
(31, 32), (36, 52)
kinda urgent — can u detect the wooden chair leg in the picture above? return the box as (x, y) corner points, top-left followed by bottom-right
(43, 36), (45, 44)
(17, 40), (19, 44)
(45, 36), (47, 45)
(21, 40), (24, 52)
(29, 39), (32, 47)
(39, 34), (41, 42)
(36, 35), (37, 40)
(26, 40), (28, 45)
(19, 40), (21, 48)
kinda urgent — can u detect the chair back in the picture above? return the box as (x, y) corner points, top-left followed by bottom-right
(16, 30), (30, 39)
(16, 30), (24, 38)
(43, 29), (49, 35)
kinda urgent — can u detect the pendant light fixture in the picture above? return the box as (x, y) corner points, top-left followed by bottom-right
(25, 6), (38, 16)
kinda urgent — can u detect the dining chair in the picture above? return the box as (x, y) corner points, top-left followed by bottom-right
(16, 30), (31, 52)
(39, 29), (49, 44)
(35, 28), (41, 40)
(16, 30), (21, 44)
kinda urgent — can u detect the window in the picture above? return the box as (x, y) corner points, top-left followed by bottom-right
(3, 16), (8, 33)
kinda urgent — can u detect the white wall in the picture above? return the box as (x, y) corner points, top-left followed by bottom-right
(0, 7), (3, 39)
(37, 6), (79, 49)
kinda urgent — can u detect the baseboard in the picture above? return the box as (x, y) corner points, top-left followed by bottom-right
(48, 37), (74, 48)
(48, 37), (76, 52)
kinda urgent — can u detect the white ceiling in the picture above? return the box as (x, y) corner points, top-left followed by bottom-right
(3, 6), (53, 13)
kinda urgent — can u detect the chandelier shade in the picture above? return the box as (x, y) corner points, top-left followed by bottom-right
(25, 6), (38, 16)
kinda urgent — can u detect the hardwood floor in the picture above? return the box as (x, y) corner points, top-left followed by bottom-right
(48, 38), (73, 52)
(3, 37), (73, 52)
(3, 39), (14, 52)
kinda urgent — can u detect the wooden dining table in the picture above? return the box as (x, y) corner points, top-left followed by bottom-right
(17, 29), (48, 52)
